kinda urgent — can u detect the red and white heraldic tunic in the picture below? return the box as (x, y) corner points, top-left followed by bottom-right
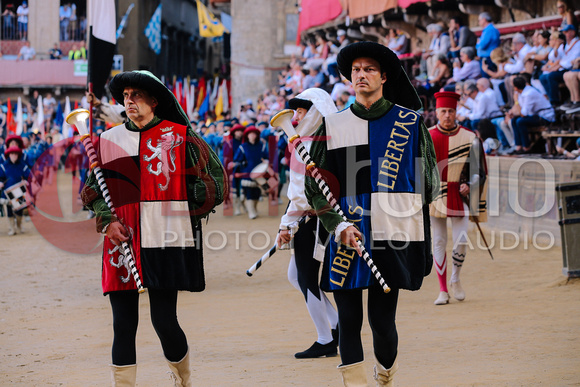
(95, 119), (204, 294)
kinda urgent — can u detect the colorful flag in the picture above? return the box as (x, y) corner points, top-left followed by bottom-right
(6, 98), (15, 134)
(198, 83), (211, 119)
(196, 0), (228, 38)
(63, 97), (72, 138)
(144, 4), (162, 54)
(35, 95), (44, 134)
(54, 101), (64, 128)
(88, 0), (117, 99)
(196, 77), (206, 110)
(16, 97), (23, 135)
(222, 80), (229, 115)
(210, 77), (219, 111)
(215, 84), (223, 120)
(116, 3), (135, 40)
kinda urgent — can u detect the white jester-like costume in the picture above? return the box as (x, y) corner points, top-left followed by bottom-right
(280, 88), (339, 358)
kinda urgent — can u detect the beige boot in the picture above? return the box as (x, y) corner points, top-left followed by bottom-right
(338, 361), (368, 387)
(15, 215), (23, 233)
(245, 199), (258, 219)
(233, 196), (243, 216)
(7, 217), (15, 236)
(167, 349), (192, 387)
(373, 355), (398, 386)
(110, 364), (137, 387)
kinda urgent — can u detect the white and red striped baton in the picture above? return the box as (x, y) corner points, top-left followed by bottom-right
(271, 109), (390, 293)
(66, 109), (145, 293)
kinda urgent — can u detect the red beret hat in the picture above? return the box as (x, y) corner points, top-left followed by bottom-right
(434, 91), (461, 110)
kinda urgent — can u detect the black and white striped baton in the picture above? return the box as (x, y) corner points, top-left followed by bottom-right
(246, 244), (277, 276)
(271, 109), (390, 293)
(66, 109), (145, 293)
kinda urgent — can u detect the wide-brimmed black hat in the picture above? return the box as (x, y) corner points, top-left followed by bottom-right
(288, 98), (313, 111)
(109, 70), (188, 126)
(337, 41), (422, 111)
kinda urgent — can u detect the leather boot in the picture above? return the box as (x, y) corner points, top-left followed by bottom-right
(15, 215), (23, 233)
(7, 217), (15, 236)
(110, 364), (137, 387)
(245, 200), (258, 219)
(373, 355), (398, 387)
(167, 349), (192, 387)
(338, 361), (367, 387)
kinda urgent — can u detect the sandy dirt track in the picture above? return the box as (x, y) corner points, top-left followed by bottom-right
(1, 172), (580, 386)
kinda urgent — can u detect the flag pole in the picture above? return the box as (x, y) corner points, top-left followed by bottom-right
(87, 26), (94, 134)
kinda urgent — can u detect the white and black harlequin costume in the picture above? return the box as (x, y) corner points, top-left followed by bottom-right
(280, 88), (339, 358)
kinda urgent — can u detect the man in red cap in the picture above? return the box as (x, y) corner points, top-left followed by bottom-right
(429, 91), (487, 305)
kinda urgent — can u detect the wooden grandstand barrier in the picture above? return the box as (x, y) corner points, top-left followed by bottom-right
(542, 130), (580, 155)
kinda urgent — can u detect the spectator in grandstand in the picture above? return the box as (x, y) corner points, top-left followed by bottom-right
(503, 33), (535, 106)
(482, 47), (510, 106)
(302, 62), (325, 90)
(505, 33), (535, 75)
(59, 3), (72, 41)
(418, 54), (452, 100)
(16, 1), (28, 40)
(16, 40), (35, 60)
(49, 43), (62, 60)
(451, 46), (480, 83)
(336, 29), (350, 50)
(448, 16), (477, 59)
(421, 23), (451, 80)
(507, 75), (555, 154)
(476, 12), (501, 75)
(387, 29), (408, 56)
(561, 57), (580, 113)
(2, 4), (16, 40)
(523, 31), (552, 76)
(556, 138), (580, 160)
(539, 24), (580, 106)
(463, 78), (502, 131)
(556, 0), (577, 31)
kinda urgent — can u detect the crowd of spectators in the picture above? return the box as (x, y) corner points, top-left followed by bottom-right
(414, 2), (580, 156)
(1, 2), (85, 42)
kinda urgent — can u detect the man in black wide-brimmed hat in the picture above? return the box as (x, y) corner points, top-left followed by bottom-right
(82, 70), (227, 386)
(305, 42), (439, 386)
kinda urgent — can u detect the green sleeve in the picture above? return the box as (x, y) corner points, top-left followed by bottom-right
(419, 119), (439, 204)
(184, 127), (228, 224)
(81, 169), (117, 233)
(304, 122), (345, 235)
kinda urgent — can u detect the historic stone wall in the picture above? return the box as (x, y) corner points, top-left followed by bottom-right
(230, 0), (292, 112)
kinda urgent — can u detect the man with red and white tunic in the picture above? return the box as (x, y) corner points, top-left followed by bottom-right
(429, 91), (487, 305)
(82, 70), (226, 386)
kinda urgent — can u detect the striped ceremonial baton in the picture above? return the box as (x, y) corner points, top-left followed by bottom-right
(271, 109), (390, 293)
(246, 244), (277, 277)
(66, 109), (145, 293)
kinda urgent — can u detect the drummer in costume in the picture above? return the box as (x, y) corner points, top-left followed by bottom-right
(0, 146), (31, 235)
(305, 42), (439, 386)
(429, 91), (487, 305)
(223, 123), (245, 215)
(233, 125), (268, 219)
(81, 70), (227, 386)
(277, 88), (339, 359)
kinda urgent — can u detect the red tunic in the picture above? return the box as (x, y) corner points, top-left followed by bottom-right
(98, 120), (204, 293)
(429, 125), (475, 218)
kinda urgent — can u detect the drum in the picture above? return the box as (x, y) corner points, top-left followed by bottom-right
(4, 181), (28, 211)
(250, 161), (279, 194)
